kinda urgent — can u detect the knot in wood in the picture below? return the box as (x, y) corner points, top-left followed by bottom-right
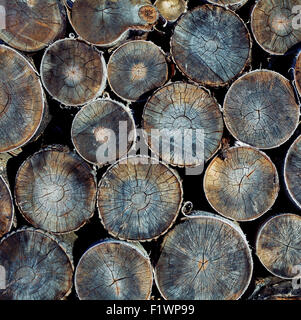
(131, 63), (147, 81)
(139, 5), (158, 24)
(204, 39), (218, 53)
(198, 258), (209, 271)
(131, 191), (150, 210)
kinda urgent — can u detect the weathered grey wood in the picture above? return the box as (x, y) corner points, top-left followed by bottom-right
(0, 228), (73, 300)
(284, 135), (301, 209)
(67, 0), (158, 47)
(171, 4), (251, 87)
(40, 38), (107, 107)
(204, 146), (279, 221)
(223, 70), (300, 149)
(207, 0), (248, 10)
(75, 239), (153, 300)
(0, 176), (14, 238)
(0, 0), (66, 52)
(256, 214), (301, 279)
(108, 40), (168, 102)
(71, 99), (136, 166)
(294, 51), (301, 97)
(97, 156), (183, 241)
(15, 146), (97, 234)
(0, 45), (46, 153)
(142, 82), (224, 167)
(154, 0), (187, 22)
(154, 211), (253, 300)
(251, 0), (301, 55)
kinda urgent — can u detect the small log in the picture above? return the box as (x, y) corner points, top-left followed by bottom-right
(154, 211), (253, 300)
(67, 0), (158, 47)
(0, 0), (66, 52)
(284, 135), (301, 209)
(40, 38), (107, 107)
(108, 40), (168, 102)
(97, 156), (183, 241)
(75, 239), (153, 300)
(15, 146), (97, 234)
(251, 0), (301, 55)
(142, 82), (224, 167)
(294, 51), (301, 97)
(71, 99), (136, 166)
(0, 45), (46, 153)
(206, 0), (249, 11)
(154, 0), (187, 22)
(0, 228), (73, 300)
(223, 70), (300, 149)
(0, 176), (14, 238)
(204, 146), (279, 221)
(170, 4), (251, 87)
(256, 213), (301, 279)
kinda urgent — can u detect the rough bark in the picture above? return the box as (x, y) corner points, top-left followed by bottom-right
(154, 0), (187, 21)
(223, 70), (300, 149)
(0, 176), (14, 238)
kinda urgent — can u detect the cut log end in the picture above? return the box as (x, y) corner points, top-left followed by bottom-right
(0, 176), (14, 238)
(154, 0), (187, 21)
(207, 0), (248, 10)
(294, 51), (301, 97)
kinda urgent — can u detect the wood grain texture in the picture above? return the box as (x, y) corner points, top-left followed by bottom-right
(97, 156), (183, 241)
(0, 176), (14, 238)
(68, 0), (158, 47)
(0, 228), (73, 300)
(154, 211), (253, 300)
(142, 82), (224, 167)
(108, 40), (168, 102)
(40, 38), (107, 106)
(294, 51), (301, 97)
(75, 239), (153, 300)
(251, 0), (301, 55)
(0, 0), (66, 52)
(207, 0), (249, 10)
(284, 135), (301, 209)
(15, 146), (97, 234)
(154, 0), (187, 21)
(204, 146), (279, 221)
(72, 99), (136, 166)
(171, 4), (251, 87)
(256, 214), (301, 279)
(0, 45), (45, 153)
(223, 70), (300, 149)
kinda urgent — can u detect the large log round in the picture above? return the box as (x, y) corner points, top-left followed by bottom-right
(0, 0), (66, 52)
(40, 38), (107, 107)
(108, 40), (168, 102)
(0, 176), (14, 238)
(142, 82), (224, 167)
(154, 0), (187, 22)
(75, 239), (153, 300)
(206, 0), (249, 10)
(251, 0), (301, 55)
(15, 146), (97, 234)
(67, 0), (158, 47)
(170, 4), (251, 87)
(256, 214), (301, 279)
(97, 156), (183, 241)
(0, 228), (73, 300)
(71, 99), (136, 166)
(223, 70), (300, 149)
(0, 45), (46, 153)
(284, 135), (301, 209)
(154, 211), (253, 300)
(294, 51), (301, 97)
(204, 146), (279, 221)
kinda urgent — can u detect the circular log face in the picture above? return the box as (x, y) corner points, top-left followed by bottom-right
(0, 228), (73, 300)
(294, 51), (301, 97)
(206, 0), (248, 10)
(154, 0), (186, 21)
(223, 70), (300, 149)
(40, 39), (107, 106)
(97, 156), (183, 241)
(0, 177), (14, 238)
(143, 82), (224, 167)
(256, 214), (301, 279)
(251, 0), (301, 55)
(284, 135), (301, 209)
(0, 0), (66, 52)
(108, 40), (168, 102)
(0, 45), (44, 153)
(75, 240), (153, 300)
(204, 147), (279, 221)
(155, 213), (253, 300)
(69, 0), (158, 46)
(71, 99), (136, 165)
(171, 4), (251, 87)
(15, 148), (97, 234)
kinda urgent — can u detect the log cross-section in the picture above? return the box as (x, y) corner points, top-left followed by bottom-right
(0, 176), (14, 238)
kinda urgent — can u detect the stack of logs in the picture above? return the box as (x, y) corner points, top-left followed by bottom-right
(0, 0), (300, 300)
